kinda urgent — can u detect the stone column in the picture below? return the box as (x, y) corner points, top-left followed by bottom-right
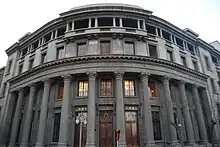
(113, 17), (116, 27)
(72, 21), (75, 30)
(89, 19), (91, 28)
(35, 79), (51, 147)
(162, 76), (179, 146)
(95, 18), (98, 27)
(115, 71), (126, 147)
(179, 81), (195, 145)
(58, 75), (72, 147)
(137, 20), (140, 29)
(8, 88), (24, 147)
(20, 84), (36, 147)
(119, 18), (123, 27)
(143, 20), (146, 30)
(55, 30), (58, 38)
(86, 71), (97, 147)
(140, 73), (155, 146)
(192, 84), (209, 144)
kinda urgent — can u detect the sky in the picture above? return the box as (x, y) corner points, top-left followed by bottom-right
(0, 0), (219, 67)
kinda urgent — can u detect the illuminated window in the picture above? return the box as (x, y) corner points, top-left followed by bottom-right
(124, 80), (135, 96)
(58, 84), (64, 99)
(100, 79), (112, 96)
(78, 81), (88, 97)
(149, 81), (156, 97)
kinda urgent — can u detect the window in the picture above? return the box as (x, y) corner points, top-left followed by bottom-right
(204, 55), (211, 70)
(18, 64), (23, 74)
(1, 83), (6, 96)
(124, 41), (135, 55)
(115, 18), (120, 26)
(91, 18), (95, 27)
(77, 42), (87, 56)
(98, 17), (113, 26)
(32, 41), (39, 50)
(152, 111), (162, 140)
(78, 81), (88, 97)
(211, 55), (218, 65)
(52, 113), (61, 142)
(75, 19), (89, 29)
(57, 46), (65, 59)
(187, 43), (194, 54)
(149, 81), (156, 97)
(162, 30), (171, 41)
(100, 41), (111, 55)
(21, 47), (28, 57)
(211, 78), (216, 92)
(122, 18), (138, 28)
(44, 32), (51, 43)
(172, 35), (175, 43)
(41, 53), (47, 64)
(192, 60), (198, 71)
(148, 44), (157, 58)
(139, 20), (144, 29)
(29, 59), (34, 69)
(6, 60), (12, 74)
(146, 25), (156, 35)
(100, 79), (112, 96)
(181, 56), (187, 66)
(57, 27), (66, 37)
(58, 84), (64, 99)
(124, 80), (135, 96)
(157, 28), (161, 37)
(166, 50), (173, 61)
(176, 37), (184, 48)
(68, 22), (72, 31)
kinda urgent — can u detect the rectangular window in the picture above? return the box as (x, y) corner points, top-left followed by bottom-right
(52, 113), (61, 142)
(29, 59), (34, 69)
(181, 56), (187, 66)
(18, 64), (23, 74)
(211, 55), (218, 65)
(77, 42), (87, 56)
(124, 41), (135, 55)
(44, 32), (51, 43)
(57, 27), (66, 37)
(58, 84), (64, 99)
(149, 81), (156, 97)
(41, 53), (47, 64)
(100, 79), (112, 96)
(192, 60), (198, 71)
(57, 46), (65, 59)
(98, 17), (113, 26)
(157, 28), (161, 37)
(21, 47), (28, 57)
(211, 78), (216, 92)
(166, 50), (173, 61)
(91, 18), (95, 27)
(187, 43), (194, 53)
(124, 80), (135, 96)
(149, 44), (157, 58)
(204, 55), (211, 70)
(152, 111), (162, 140)
(162, 30), (171, 41)
(75, 19), (89, 29)
(32, 40), (39, 50)
(68, 22), (72, 31)
(78, 81), (88, 97)
(6, 60), (12, 74)
(146, 25), (156, 35)
(176, 37), (184, 48)
(100, 41), (111, 55)
(122, 18), (138, 28)
(115, 18), (120, 26)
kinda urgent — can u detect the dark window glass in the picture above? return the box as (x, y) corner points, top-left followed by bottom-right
(21, 47), (28, 57)
(99, 111), (113, 147)
(192, 60), (198, 71)
(211, 55), (218, 65)
(57, 46), (65, 59)
(149, 81), (156, 97)
(139, 20), (144, 29)
(162, 30), (171, 41)
(52, 113), (61, 142)
(124, 41), (135, 55)
(122, 18), (138, 28)
(149, 44), (157, 58)
(91, 18), (95, 27)
(78, 81), (88, 97)
(68, 22), (72, 31)
(100, 79), (112, 96)
(166, 50), (173, 61)
(100, 41), (111, 55)
(152, 111), (162, 140)
(57, 27), (66, 37)
(75, 19), (89, 29)
(98, 17), (113, 26)
(187, 43), (194, 53)
(176, 37), (184, 48)
(41, 53), (47, 64)
(146, 25), (156, 35)
(77, 42), (87, 56)
(18, 64), (23, 74)
(32, 40), (39, 50)
(29, 59), (34, 69)
(115, 18), (120, 26)
(211, 78), (216, 92)
(157, 28), (161, 37)
(124, 80), (135, 96)
(181, 56), (187, 66)
(44, 32), (51, 43)
(125, 111), (139, 147)
(58, 84), (64, 99)
(204, 56), (211, 69)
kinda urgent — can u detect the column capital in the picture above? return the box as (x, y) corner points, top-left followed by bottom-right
(162, 75), (171, 82)
(42, 78), (52, 86)
(179, 80), (186, 85)
(192, 83), (199, 89)
(29, 83), (36, 91)
(87, 71), (97, 80)
(62, 74), (72, 82)
(114, 70), (124, 79)
(140, 72), (150, 81)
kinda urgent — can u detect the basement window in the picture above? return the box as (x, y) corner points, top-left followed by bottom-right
(162, 30), (171, 41)
(32, 40), (39, 50)
(57, 27), (66, 37)
(44, 32), (51, 43)
(176, 37), (184, 48)
(75, 19), (89, 29)
(98, 17), (113, 27)
(122, 18), (138, 28)
(146, 25), (156, 35)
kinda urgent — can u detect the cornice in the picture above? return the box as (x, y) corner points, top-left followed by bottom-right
(5, 42), (19, 55)
(8, 55), (208, 83)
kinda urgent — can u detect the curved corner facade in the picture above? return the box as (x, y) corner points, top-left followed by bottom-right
(0, 3), (220, 147)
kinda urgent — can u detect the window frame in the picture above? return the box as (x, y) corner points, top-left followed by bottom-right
(99, 78), (113, 97)
(151, 108), (163, 141)
(18, 64), (23, 74)
(56, 46), (65, 59)
(41, 52), (47, 64)
(99, 40), (111, 55)
(76, 41), (88, 57)
(148, 80), (157, 98)
(180, 55), (187, 67)
(28, 58), (34, 69)
(6, 60), (12, 74)
(52, 112), (61, 142)
(123, 78), (136, 97)
(76, 79), (89, 98)
(166, 49), (174, 62)
(123, 40), (135, 55)
(192, 60), (199, 71)
(148, 43), (158, 58)
(204, 55), (211, 70)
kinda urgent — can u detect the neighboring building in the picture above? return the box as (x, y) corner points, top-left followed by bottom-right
(0, 66), (5, 120)
(0, 3), (220, 147)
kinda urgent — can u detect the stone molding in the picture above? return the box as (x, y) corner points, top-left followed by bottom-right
(140, 72), (150, 81)
(86, 71), (97, 80)
(114, 70), (124, 79)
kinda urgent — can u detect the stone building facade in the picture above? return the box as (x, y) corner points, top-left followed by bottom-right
(0, 3), (220, 147)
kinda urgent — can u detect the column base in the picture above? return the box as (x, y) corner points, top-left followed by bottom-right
(170, 141), (181, 147)
(35, 142), (44, 147)
(57, 143), (68, 147)
(20, 143), (29, 147)
(8, 143), (16, 147)
(85, 143), (96, 147)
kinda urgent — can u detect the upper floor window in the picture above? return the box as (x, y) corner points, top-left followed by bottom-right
(115, 18), (120, 27)
(6, 60), (12, 74)
(210, 78), (216, 93)
(149, 81), (156, 97)
(21, 47), (28, 57)
(146, 25), (156, 35)
(124, 41), (135, 55)
(162, 30), (171, 42)
(122, 18), (138, 28)
(41, 53), (47, 64)
(32, 40), (39, 50)
(124, 80), (135, 96)
(91, 18), (95, 27)
(166, 50), (173, 61)
(176, 37), (184, 48)
(192, 60), (198, 71)
(18, 64), (23, 74)
(57, 46), (65, 59)
(149, 44), (157, 58)
(58, 83), (64, 99)
(211, 55), (218, 65)
(180, 56), (187, 66)
(57, 27), (66, 37)
(204, 55), (211, 70)
(187, 43), (195, 54)
(157, 28), (161, 37)
(44, 32), (51, 43)
(98, 17), (113, 26)
(29, 59), (34, 69)
(100, 79), (112, 96)
(100, 41), (111, 55)
(75, 19), (89, 30)
(152, 111), (162, 140)
(78, 81), (88, 97)
(77, 42), (87, 56)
